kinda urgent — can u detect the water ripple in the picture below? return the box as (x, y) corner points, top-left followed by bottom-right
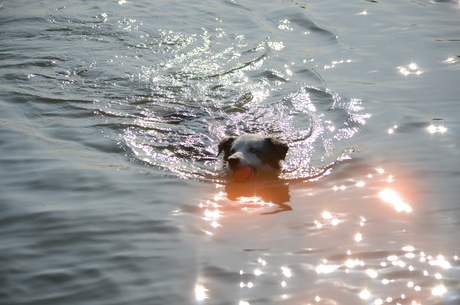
(94, 28), (369, 182)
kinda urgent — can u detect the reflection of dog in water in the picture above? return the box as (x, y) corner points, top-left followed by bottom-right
(225, 183), (292, 215)
(218, 134), (289, 179)
(218, 134), (291, 214)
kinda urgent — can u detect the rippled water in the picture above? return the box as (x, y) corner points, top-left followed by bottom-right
(1, 0), (460, 304)
(94, 14), (370, 182)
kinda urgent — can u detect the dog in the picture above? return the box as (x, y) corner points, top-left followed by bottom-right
(218, 134), (289, 178)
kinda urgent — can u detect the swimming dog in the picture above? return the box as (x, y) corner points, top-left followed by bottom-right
(218, 134), (289, 178)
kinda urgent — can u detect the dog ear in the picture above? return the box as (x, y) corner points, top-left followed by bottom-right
(267, 138), (289, 161)
(217, 137), (235, 157)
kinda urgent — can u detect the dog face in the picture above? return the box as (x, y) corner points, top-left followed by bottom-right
(218, 134), (289, 175)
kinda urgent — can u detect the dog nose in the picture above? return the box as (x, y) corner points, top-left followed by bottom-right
(228, 157), (240, 171)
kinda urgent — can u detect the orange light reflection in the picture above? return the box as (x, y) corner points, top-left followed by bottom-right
(432, 285), (447, 296)
(378, 189), (412, 213)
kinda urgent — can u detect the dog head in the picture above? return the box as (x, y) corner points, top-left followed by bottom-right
(218, 134), (289, 175)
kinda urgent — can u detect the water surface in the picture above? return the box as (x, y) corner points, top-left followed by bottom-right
(1, 0), (460, 304)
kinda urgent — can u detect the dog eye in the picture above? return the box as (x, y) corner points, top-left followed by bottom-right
(249, 147), (258, 153)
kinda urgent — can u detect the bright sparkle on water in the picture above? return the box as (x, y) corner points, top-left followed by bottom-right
(359, 289), (371, 299)
(195, 285), (208, 301)
(378, 189), (412, 213)
(427, 125), (447, 134)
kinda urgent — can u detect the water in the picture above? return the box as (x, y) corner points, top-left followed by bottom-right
(1, 0), (459, 304)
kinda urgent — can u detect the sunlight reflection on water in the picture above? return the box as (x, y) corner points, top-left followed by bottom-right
(194, 284), (208, 301)
(378, 189), (412, 213)
(398, 62), (423, 76)
(190, 162), (460, 304)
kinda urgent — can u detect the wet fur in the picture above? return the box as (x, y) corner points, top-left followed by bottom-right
(218, 134), (289, 176)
